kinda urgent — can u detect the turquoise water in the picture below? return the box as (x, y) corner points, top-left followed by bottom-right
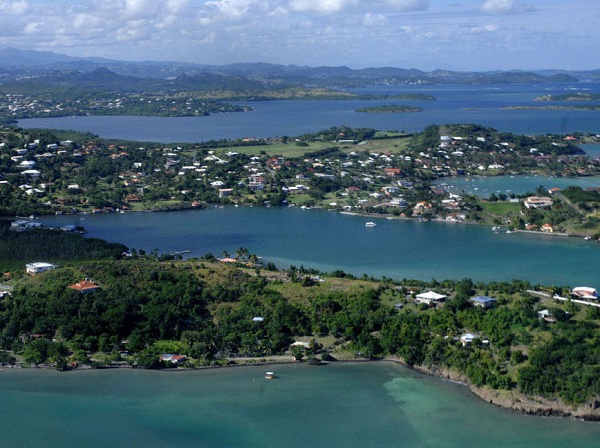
(18, 83), (600, 142)
(41, 206), (600, 286)
(1, 363), (599, 448)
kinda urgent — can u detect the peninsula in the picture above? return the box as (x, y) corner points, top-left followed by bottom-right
(1, 224), (600, 420)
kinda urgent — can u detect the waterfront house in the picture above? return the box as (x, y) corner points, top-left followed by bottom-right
(571, 287), (598, 300)
(540, 223), (554, 233)
(218, 188), (233, 198)
(160, 354), (186, 364)
(470, 296), (497, 309)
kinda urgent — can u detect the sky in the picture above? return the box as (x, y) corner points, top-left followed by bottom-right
(0, 0), (597, 71)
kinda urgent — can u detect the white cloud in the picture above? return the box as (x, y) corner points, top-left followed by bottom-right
(0, 0), (28, 15)
(363, 13), (388, 27)
(480, 0), (514, 14)
(205, 0), (262, 18)
(480, 0), (534, 15)
(289, 0), (359, 14)
(383, 0), (428, 12)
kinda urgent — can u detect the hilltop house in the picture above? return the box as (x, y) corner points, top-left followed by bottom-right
(26, 262), (56, 275)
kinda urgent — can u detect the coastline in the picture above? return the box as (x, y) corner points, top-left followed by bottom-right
(6, 354), (599, 421)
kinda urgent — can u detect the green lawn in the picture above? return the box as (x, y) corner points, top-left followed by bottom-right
(481, 201), (521, 216)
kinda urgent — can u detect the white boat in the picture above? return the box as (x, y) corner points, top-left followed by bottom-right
(265, 371), (275, 379)
(365, 222), (377, 227)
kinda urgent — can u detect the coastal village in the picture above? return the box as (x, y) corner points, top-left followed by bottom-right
(2, 124), (600, 237)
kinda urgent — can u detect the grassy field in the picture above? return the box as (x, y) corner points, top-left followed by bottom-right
(205, 136), (413, 158)
(481, 201), (521, 222)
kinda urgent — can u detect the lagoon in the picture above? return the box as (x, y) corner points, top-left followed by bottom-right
(18, 83), (600, 143)
(1, 363), (599, 448)
(41, 206), (600, 286)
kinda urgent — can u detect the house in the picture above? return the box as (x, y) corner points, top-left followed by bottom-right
(415, 291), (446, 305)
(470, 296), (496, 309)
(413, 201), (432, 215)
(460, 333), (477, 346)
(26, 262), (56, 275)
(540, 223), (554, 233)
(218, 188), (234, 198)
(524, 196), (553, 209)
(537, 309), (557, 323)
(571, 286), (598, 300)
(69, 279), (100, 293)
(160, 354), (187, 364)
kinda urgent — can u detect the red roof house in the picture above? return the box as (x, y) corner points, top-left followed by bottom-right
(69, 279), (100, 293)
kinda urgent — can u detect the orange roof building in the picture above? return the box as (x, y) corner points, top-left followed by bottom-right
(69, 279), (100, 293)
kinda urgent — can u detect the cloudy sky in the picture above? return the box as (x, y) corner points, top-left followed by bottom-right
(0, 0), (596, 71)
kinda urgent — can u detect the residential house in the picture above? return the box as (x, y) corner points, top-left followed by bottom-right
(470, 296), (497, 309)
(218, 188), (234, 198)
(26, 262), (56, 275)
(524, 196), (553, 209)
(460, 333), (477, 346)
(69, 279), (100, 293)
(415, 291), (446, 305)
(571, 286), (598, 300)
(537, 309), (557, 323)
(160, 354), (187, 364)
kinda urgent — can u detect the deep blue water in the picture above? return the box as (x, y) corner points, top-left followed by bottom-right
(19, 83), (600, 142)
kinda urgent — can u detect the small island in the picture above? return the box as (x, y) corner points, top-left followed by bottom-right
(355, 104), (424, 113)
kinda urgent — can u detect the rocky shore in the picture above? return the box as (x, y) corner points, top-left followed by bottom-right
(405, 360), (600, 421)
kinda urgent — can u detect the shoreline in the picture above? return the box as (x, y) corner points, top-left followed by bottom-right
(6, 354), (599, 421)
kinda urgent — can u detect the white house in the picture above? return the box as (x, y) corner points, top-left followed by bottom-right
(26, 262), (56, 275)
(460, 333), (477, 346)
(415, 291), (447, 305)
(571, 287), (598, 300)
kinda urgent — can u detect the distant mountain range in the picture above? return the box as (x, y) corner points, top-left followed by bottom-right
(1, 47), (599, 88)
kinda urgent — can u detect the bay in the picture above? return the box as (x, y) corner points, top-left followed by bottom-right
(13, 82), (600, 445)
(18, 83), (600, 143)
(41, 206), (600, 286)
(434, 174), (600, 197)
(1, 363), (599, 448)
